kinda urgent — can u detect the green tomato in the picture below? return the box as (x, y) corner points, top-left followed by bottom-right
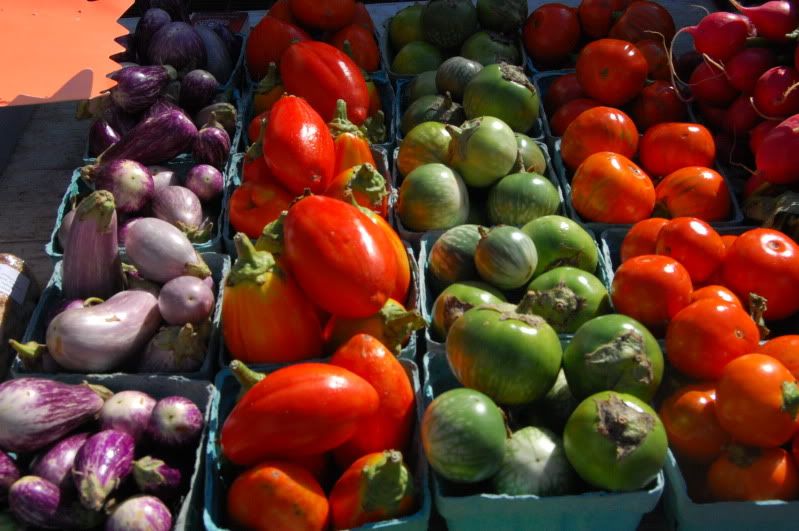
(430, 280), (506, 341)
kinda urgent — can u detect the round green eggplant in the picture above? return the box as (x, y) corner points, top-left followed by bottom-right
(475, 226), (538, 290)
(463, 64), (540, 133)
(428, 224), (481, 288)
(446, 303), (562, 404)
(407, 71), (439, 102)
(521, 215), (598, 277)
(389, 4), (425, 51)
(516, 133), (547, 174)
(392, 42), (444, 75)
(448, 116), (517, 188)
(487, 172), (560, 227)
(421, 0), (478, 50)
(435, 56), (483, 102)
(401, 93), (465, 136)
(476, 0), (527, 33)
(564, 391), (668, 492)
(563, 314), (664, 402)
(430, 280), (506, 341)
(397, 121), (452, 177)
(461, 31), (521, 66)
(398, 163), (469, 232)
(523, 267), (610, 334)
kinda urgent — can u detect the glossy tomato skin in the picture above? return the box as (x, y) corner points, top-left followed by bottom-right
(655, 218), (725, 284)
(621, 218), (668, 262)
(578, 0), (616, 39)
(550, 98), (600, 137)
(360, 209), (411, 304)
(229, 180), (294, 239)
(221, 363), (380, 465)
(290, 0), (356, 31)
(709, 446), (799, 502)
(576, 39), (648, 106)
(246, 16), (311, 80)
(284, 195), (398, 318)
(263, 96), (336, 195)
(561, 106), (639, 170)
(666, 300), (760, 380)
(722, 229), (799, 320)
(716, 354), (799, 448)
(523, 4), (581, 68)
(635, 39), (670, 81)
(630, 81), (687, 131)
(721, 234), (737, 250)
(611, 255), (692, 334)
(610, 0), (676, 43)
(639, 123), (716, 177)
(654, 166), (731, 222)
(247, 111), (269, 149)
(572, 152), (655, 223)
(659, 384), (729, 464)
(329, 24), (380, 72)
(757, 336), (799, 380)
(691, 285), (742, 308)
(544, 73), (585, 114)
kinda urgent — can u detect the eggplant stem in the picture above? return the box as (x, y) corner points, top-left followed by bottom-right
(8, 339), (46, 370)
(230, 360), (265, 394)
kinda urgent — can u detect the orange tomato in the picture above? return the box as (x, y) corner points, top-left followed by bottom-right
(654, 166), (731, 222)
(721, 234), (738, 250)
(359, 211), (411, 304)
(655, 218), (725, 284)
(660, 384), (730, 463)
(621, 218), (669, 262)
(229, 180), (294, 239)
(575, 38), (648, 106)
(639, 123), (716, 177)
(561, 106), (639, 170)
(691, 285), (742, 308)
(757, 336), (799, 380)
(708, 446), (799, 502)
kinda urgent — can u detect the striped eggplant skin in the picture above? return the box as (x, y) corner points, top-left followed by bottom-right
(109, 65), (175, 114)
(57, 208), (76, 250)
(150, 166), (179, 191)
(184, 164), (223, 201)
(147, 22), (207, 73)
(8, 476), (60, 528)
(151, 186), (203, 233)
(192, 123), (230, 170)
(96, 109), (198, 166)
(93, 159), (155, 214)
(132, 456), (182, 496)
(73, 430), (135, 511)
(133, 8), (171, 63)
(62, 190), (122, 300)
(89, 119), (122, 157)
(31, 432), (90, 491)
(106, 495), (172, 531)
(0, 379), (104, 453)
(46, 290), (162, 372)
(179, 69), (218, 111)
(147, 396), (203, 447)
(100, 391), (156, 442)
(0, 450), (19, 501)
(143, 98), (184, 121)
(125, 217), (211, 283)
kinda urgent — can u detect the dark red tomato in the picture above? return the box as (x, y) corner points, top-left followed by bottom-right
(576, 38), (648, 106)
(245, 16), (311, 81)
(696, 102), (728, 132)
(749, 120), (779, 155)
(635, 39), (670, 81)
(560, 106), (639, 170)
(523, 4), (581, 68)
(630, 81), (688, 131)
(621, 218), (669, 262)
(610, 0), (676, 44)
(578, 0), (617, 39)
(544, 73), (585, 114)
(550, 98), (601, 136)
(290, 0), (356, 31)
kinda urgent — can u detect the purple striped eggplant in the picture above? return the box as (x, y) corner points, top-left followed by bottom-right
(0, 379), (104, 453)
(8, 476), (60, 528)
(143, 98), (183, 121)
(158, 275), (214, 325)
(109, 65), (176, 114)
(106, 495), (172, 531)
(0, 450), (19, 501)
(193, 101), (236, 135)
(62, 191), (122, 300)
(89, 119), (122, 157)
(184, 164), (222, 202)
(90, 159), (155, 214)
(73, 430), (135, 511)
(57, 208), (76, 250)
(125, 217), (211, 283)
(151, 186), (211, 242)
(147, 22), (206, 73)
(31, 432), (90, 491)
(180, 69), (217, 111)
(132, 456), (181, 496)
(46, 290), (161, 372)
(192, 118), (230, 170)
(195, 26), (233, 84)
(133, 8), (172, 63)
(149, 166), (179, 191)
(138, 322), (209, 373)
(147, 396), (203, 447)
(100, 391), (156, 441)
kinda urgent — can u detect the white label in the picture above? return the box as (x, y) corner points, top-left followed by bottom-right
(0, 264), (29, 306)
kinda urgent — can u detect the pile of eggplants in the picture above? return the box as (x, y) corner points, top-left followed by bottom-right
(0, 378), (204, 531)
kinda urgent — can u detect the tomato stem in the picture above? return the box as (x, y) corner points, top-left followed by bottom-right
(360, 450), (415, 513)
(229, 233), (277, 286)
(748, 293), (770, 339)
(781, 381), (799, 419)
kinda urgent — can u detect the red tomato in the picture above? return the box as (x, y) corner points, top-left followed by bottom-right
(721, 234), (737, 250)
(326, 163), (388, 217)
(716, 354), (799, 448)
(571, 152), (655, 223)
(268, 0), (296, 23)
(610, 0), (676, 44)
(709, 446), (799, 502)
(757, 336), (799, 380)
(359, 211), (411, 304)
(560, 106), (639, 170)
(247, 110), (270, 146)
(691, 285), (742, 308)
(523, 4), (581, 68)
(229, 181), (294, 239)
(630, 81), (688, 131)
(577, 0), (617, 39)
(722, 229), (799, 320)
(639, 123), (716, 177)
(550, 98), (601, 137)
(655, 218), (725, 284)
(352, 2), (376, 33)
(289, 0), (356, 31)
(621, 218), (669, 262)
(576, 39), (648, 106)
(666, 299), (760, 380)
(245, 16), (310, 80)
(659, 384), (729, 464)
(544, 73), (585, 114)
(611, 254), (693, 333)
(654, 166), (731, 222)
(329, 24), (380, 72)
(635, 39), (670, 81)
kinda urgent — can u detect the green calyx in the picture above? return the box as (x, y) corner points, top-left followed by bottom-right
(329, 99), (365, 138)
(782, 380), (799, 419)
(83, 382), (114, 401)
(8, 339), (47, 370)
(255, 211), (287, 255)
(360, 450), (415, 513)
(179, 219), (214, 243)
(378, 303), (426, 355)
(348, 164), (388, 208)
(726, 444), (761, 468)
(230, 359), (265, 397)
(255, 62), (281, 95)
(76, 190), (116, 232)
(361, 111), (386, 144)
(184, 252), (212, 279)
(521, 284), (586, 331)
(595, 393), (655, 460)
(133, 456), (168, 487)
(229, 233), (277, 286)
(154, 323), (210, 366)
(246, 117), (268, 160)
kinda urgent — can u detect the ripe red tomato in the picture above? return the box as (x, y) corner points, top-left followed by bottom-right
(560, 106), (639, 170)
(329, 24), (380, 72)
(577, 0), (617, 39)
(691, 285), (742, 308)
(635, 39), (670, 81)
(709, 446), (799, 502)
(544, 73), (585, 114)
(290, 0), (356, 31)
(757, 336), (799, 380)
(716, 354), (799, 448)
(655, 218), (725, 284)
(639, 123), (716, 177)
(610, 0), (676, 44)
(571, 152), (655, 223)
(550, 98), (600, 137)
(621, 218), (669, 262)
(576, 39), (648, 106)
(245, 16), (311, 80)
(722, 229), (799, 320)
(659, 384), (729, 464)
(666, 299), (760, 380)
(611, 255), (693, 333)
(229, 180), (294, 239)
(630, 81), (688, 131)
(654, 166), (731, 222)
(721, 234), (738, 251)
(523, 4), (581, 68)
(269, 0), (296, 23)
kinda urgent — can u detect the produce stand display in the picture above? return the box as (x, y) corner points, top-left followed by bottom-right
(2, 1), (799, 530)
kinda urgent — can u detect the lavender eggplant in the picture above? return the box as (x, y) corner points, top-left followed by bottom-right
(133, 8), (172, 63)
(195, 26), (233, 84)
(62, 191), (122, 300)
(179, 69), (217, 111)
(31, 433), (90, 491)
(0, 379), (105, 453)
(58, 208), (76, 250)
(132, 456), (181, 496)
(89, 159), (155, 214)
(192, 118), (230, 169)
(46, 290), (162, 371)
(106, 495), (172, 531)
(73, 430), (135, 511)
(100, 391), (156, 441)
(88, 119), (121, 157)
(184, 164), (223, 201)
(193, 101), (236, 135)
(0, 451), (19, 501)
(147, 22), (206, 73)
(158, 276), (214, 324)
(122, 264), (162, 297)
(149, 166), (179, 191)
(109, 65), (176, 114)
(147, 396), (203, 447)
(8, 476), (60, 528)
(151, 185), (211, 242)
(117, 217), (140, 246)
(138, 322), (209, 373)
(125, 218), (211, 282)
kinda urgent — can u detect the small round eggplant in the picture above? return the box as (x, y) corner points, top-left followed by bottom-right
(31, 432), (90, 491)
(183, 164), (223, 202)
(147, 396), (203, 447)
(138, 323), (209, 373)
(106, 495), (172, 531)
(151, 186), (209, 241)
(72, 430), (135, 511)
(132, 456), (181, 496)
(109, 65), (176, 114)
(92, 159), (155, 214)
(8, 476), (60, 528)
(0, 450), (19, 501)
(158, 276), (214, 325)
(57, 208), (76, 250)
(180, 69), (218, 111)
(89, 119), (121, 157)
(100, 391), (157, 441)
(192, 122), (230, 170)
(125, 217), (211, 283)
(149, 166), (179, 191)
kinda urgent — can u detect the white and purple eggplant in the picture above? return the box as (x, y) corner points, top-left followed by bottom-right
(125, 217), (211, 283)
(100, 391), (156, 441)
(106, 495), (172, 531)
(117, 217), (141, 246)
(8, 476), (60, 528)
(0, 379), (105, 453)
(151, 185), (211, 242)
(122, 264), (162, 297)
(147, 396), (203, 447)
(89, 119), (122, 157)
(133, 8), (172, 63)
(62, 190), (122, 300)
(192, 117), (230, 170)
(132, 456), (181, 496)
(158, 275), (214, 325)
(73, 430), (135, 511)
(179, 69), (217, 111)
(184, 164), (223, 202)
(90, 159), (155, 214)
(193, 101), (236, 135)
(147, 22), (206, 73)
(143, 98), (183, 121)
(195, 26), (233, 84)
(0, 451), (19, 501)
(57, 207), (76, 250)
(138, 322), (209, 373)
(46, 290), (162, 372)
(31, 432), (90, 491)
(109, 65), (176, 114)
(149, 166), (179, 191)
